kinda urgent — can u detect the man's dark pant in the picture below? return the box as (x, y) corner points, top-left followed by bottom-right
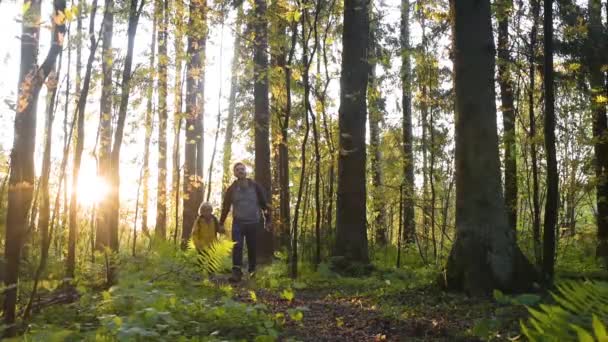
(232, 220), (258, 273)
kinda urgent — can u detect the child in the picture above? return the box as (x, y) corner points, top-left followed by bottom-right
(191, 202), (225, 252)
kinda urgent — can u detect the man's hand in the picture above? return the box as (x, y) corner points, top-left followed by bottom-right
(264, 222), (273, 232)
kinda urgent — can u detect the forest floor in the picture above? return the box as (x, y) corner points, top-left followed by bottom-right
(19, 242), (605, 341)
(211, 267), (525, 342)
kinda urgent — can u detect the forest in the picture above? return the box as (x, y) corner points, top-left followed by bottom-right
(0, 0), (607, 340)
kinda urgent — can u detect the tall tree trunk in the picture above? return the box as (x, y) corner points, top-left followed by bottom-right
(4, 0), (66, 335)
(269, 0), (287, 250)
(96, 0), (114, 250)
(106, 0), (146, 276)
(142, 12), (157, 239)
(156, 0), (169, 239)
(68, 0), (100, 278)
(206, 17), (226, 202)
(444, 0), (536, 296)
(542, 0), (557, 281)
(222, 6), (242, 195)
(291, 13), (311, 277)
(24, 48), (64, 321)
(283, 22), (297, 265)
(368, 16), (387, 246)
(401, 0), (415, 244)
(334, 0), (370, 266)
(529, 0), (542, 268)
(172, 0), (185, 240)
(497, 0), (518, 235)
(182, 0), (206, 248)
(587, 0), (608, 261)
(253, 0), (273, 262)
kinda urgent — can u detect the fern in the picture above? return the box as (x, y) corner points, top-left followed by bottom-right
(521, 280), (608, 341)
(187, 238), (235, 275)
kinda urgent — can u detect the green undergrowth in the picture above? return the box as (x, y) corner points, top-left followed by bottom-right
(16, 240), (280, 341)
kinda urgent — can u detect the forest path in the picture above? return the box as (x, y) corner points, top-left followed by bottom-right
(211, 274), (478, 341)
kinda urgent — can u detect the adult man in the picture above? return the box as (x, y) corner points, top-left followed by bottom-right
(219, 162), (271, 282)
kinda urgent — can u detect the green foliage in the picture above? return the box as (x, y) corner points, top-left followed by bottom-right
(184, 238), (235, 276)
(521, 281), (608, 341)
(21, 241), (278, 341)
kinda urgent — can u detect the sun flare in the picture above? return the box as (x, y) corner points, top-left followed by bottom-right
(77, 163), (109, 207)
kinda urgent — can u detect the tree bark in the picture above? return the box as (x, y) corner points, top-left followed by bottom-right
(542, 0), (557, 281)
(142, 11), (157, 239)
(182, 0), (206, 248)
(443, 0), (536, 296)
(68, 0), (100, 278)
(96, 0), (114, 250)
(172, 0), (185, 241)
(587, 0), (608, 261)
(156, 0), (169, 239)
(529, 0), (542, 268)
(222, 6), (242, 196)
(106, 0), (146, 273)
(368, 15), (387, 246)
(4, 0), (66, 334)
(497, 0), (518, 235)
(254, 0), (273, 262)
(401, 0), (415, 244)
(334, 0), (370, 266)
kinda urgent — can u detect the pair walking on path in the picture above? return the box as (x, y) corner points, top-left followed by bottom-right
(191, 162), (271, 281)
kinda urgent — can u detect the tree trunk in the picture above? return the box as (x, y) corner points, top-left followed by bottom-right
(68, 0), (100, 278)
(106, 0), (145, 275)
(182, 0), (207, 248)
(172, 0), (185, 241)
(529, 0), (542, 268)
(334, 0), (370, 266)
(142, 11), (157, 239)
(222, 6), (242, 196)
(497, 0), (518, 235)
(291, 13), (311, 277)
(4, 0), (66, 334)
(156, 0), (169, 239)
(24, 48), (64, 321)
(368, 16), (387, 247)
(401, 0), (415, 244)
(542, 0), (557, 281)
(444, 0), (536, 296)
(587, 0), (608, 261)
(253, 0), (273, 262)
(96, 0), (114, 250)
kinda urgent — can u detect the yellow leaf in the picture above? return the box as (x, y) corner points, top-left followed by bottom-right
(596, 95), (608, 104)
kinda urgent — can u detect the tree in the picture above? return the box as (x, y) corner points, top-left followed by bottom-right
(68, 0), (101, 278)
(222, 6), (243, 195)
(106, 0), (146, 266)
(542, 0), (557, 281)
(156, 0), (169, 239)
(253, 0), (273, 262)
(334, 0), (370, 266)
(182, 0), (206, 248)
(172, 0), (186, 242)
(96, 0), (114, 250)
(443, 0), (535, 295)
(587, 0), (608, 261)
(401, 0), (415, 244)
(4, 0), (66, 335)
(142, 8), (157, 239)
(528, 0), (542, 268)
(496, 0), (517, 234)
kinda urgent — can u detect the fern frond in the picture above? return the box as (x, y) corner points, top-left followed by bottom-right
(521, 280), (608, 341)
(194, 238), (235, 275)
